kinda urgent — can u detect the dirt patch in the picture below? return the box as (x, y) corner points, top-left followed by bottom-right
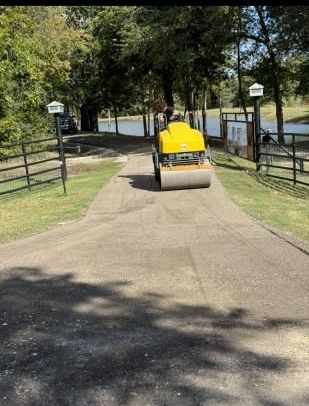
(67, 159), (120, 176)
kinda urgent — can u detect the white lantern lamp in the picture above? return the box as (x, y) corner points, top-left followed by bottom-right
(47, 101), (64, 115)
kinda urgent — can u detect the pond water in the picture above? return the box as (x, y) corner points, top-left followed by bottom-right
(98, 117), (309, 137)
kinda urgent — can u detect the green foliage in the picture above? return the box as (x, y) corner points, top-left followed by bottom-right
(0, 116), (22, 144)
(0, 5), (308, 141)
(0, 6), (86, 144)
(235, 6), (309, 129)
(90, 7), (144, 113)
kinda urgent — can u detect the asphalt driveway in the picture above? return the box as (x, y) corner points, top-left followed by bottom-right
(0, 139), (308, 406)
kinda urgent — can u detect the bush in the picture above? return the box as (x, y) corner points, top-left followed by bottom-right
(17, 111), (54, 141)
(0, 111), (54, 146)
(0, 116), (22, 145)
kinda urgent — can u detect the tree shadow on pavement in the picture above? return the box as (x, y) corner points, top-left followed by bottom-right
(68, 134), (153, 155)
(0, 267), (307, 406)
(120, 174), (161, 192)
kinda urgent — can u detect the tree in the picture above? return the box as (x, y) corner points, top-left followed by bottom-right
(232, 7), (249, 120)
(269, 6), (309, 100)
(238, 6), (309, 143)
(136, 5), (235, 122)
(91, 7), (142, 133)
(0, 6), (85, 143)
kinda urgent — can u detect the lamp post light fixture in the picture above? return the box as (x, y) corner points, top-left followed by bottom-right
(47, 100), (64, 115)
(249, 83), (264, 170)
(47, 101), (67, 188)
(249, 82), (264, 98)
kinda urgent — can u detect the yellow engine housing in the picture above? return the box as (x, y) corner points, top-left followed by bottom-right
(159, 122), (206, 154)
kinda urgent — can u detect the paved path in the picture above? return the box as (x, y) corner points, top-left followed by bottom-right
(1, 144), (308, 406)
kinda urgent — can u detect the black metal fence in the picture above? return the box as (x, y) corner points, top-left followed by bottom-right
(257, 131), (309, 186)
(0, 136), (66, 197)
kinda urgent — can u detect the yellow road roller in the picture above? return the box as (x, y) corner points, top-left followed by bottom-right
(152, 115), (212, 190)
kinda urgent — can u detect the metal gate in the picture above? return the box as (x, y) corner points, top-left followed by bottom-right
(257, 131), (309, 186)
(221, 112), (255, 161)
(0, 136), (67, 197)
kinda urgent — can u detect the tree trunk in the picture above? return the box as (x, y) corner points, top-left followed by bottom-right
(202, 86), (207, 135)
(80, 103), (98, 132)
(193, 92), (196, 129)
(219, 92), (223, 138)
(237, 40), (248, 121)
(80, 105), (89, 132)
(93, 110), (98, 132)
(114, 109), (119, 135)
(197, 102), (201, 131)
(108, 109), (111, 132)
(147, 100), (151, 137)
(141, 85), (148, 137)
(142, 113), (148, 137)
(237, 7), (248, 122)
(188, 92), (195, 128)
(161, 67), (174, 106)
(154, 113), (159, 136)
(256, 6), (284, 143)
(273, 80), (284, 142)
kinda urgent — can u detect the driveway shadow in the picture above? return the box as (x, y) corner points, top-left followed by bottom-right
(120, 174), (161, 192)
(0, 267), (307, 405)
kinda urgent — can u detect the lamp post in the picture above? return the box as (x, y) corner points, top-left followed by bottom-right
(47, 101), (67, 189)
(249, 83), (264, 170)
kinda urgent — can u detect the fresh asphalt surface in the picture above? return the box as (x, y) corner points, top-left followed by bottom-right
(0, 135), (308, 406)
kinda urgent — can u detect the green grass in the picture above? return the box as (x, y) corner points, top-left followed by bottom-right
(212, 153), (309, 241)
(0, 161), (121, 244)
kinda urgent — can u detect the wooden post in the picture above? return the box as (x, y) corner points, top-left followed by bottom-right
(55, 114), (67, 194)
(21, 142), (31, 191)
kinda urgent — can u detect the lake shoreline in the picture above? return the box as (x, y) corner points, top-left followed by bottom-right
(99, 106), (309, 125)
(98, 117), (309, 138)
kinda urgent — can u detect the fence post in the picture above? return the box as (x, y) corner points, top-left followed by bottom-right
(253, 97), (261, 171)
(21, 142), (31, 191)
(292, 134), (296, 185)
(55, 115), (67, 195)
(54, 114), (67, 179)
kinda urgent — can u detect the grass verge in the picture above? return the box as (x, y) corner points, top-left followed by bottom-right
(212, 152), (309, 241)
(0, 160), (122, 244)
